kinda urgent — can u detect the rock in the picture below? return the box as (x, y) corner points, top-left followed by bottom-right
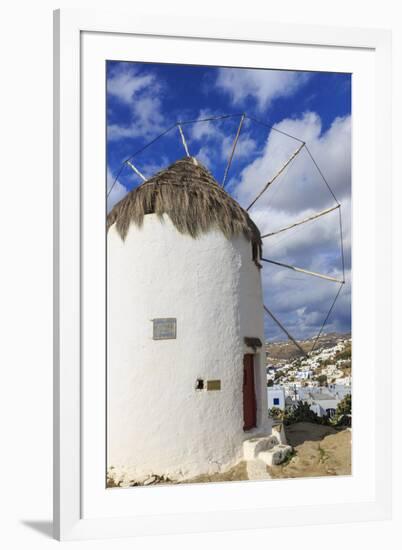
(135, 474), (150, 485)
(143, 475), (157, 485)
(258, 444), (292, 466)
(243, 435), (279, 460)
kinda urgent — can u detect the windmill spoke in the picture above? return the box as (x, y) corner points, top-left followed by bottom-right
(246, 142), (305, 211)
(177, 124), (190, 157)
(261, 204), (340, 238)
(264, 305), (307, 356)
(261, 258), (345, 284)
(222, 113), (245, 188)
(126, 161), (147, 182)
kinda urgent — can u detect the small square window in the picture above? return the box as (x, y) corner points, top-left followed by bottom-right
(195, 379), (204, 390)
(273, 397), (280, 405)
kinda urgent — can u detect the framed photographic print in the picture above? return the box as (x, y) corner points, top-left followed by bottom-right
(53, 8), (392, 540)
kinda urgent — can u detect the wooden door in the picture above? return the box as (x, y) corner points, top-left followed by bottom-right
(243, 354), (257, 431)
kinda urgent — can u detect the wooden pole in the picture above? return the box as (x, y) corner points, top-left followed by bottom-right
(222, 113), (245, 188)
(264, 305), (307, 356)
(246, 142), (305, 211)
(261, 258), (345, 284)
(125, 160), (147, 182)
(261, 204), (340, 238)
(177, 124), (190, 157)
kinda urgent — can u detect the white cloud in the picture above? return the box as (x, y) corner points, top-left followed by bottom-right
(215, 68), (309, 111)
(108, 96), (165, 141)
(196, 146), (214, 169)
(190, 110), (222, 141)
(107, 64), (154, 104)
(140, 156), (170, 179)
(235, 112), (351, 219)
(221, 133), (257, 160)
(107, 64), (165, 141)
(189, 109), (257, 164)
(108, 123), (138, 141)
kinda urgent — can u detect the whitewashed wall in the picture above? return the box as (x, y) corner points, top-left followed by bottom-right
(267, 387), (286, 411)
(107, 214), (270, 481)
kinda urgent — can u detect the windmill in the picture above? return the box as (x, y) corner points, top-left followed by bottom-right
(107, 112), (346, 358)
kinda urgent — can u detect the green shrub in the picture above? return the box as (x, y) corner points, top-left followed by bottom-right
(331, 394), (352, 427)
(283, 401), (328, 426)
(269, 407), (284, 420)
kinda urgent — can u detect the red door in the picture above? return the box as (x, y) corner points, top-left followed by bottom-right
(243, 354), (257, 431)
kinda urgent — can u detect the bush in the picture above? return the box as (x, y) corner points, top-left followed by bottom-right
(283, 401), (328, 426)
(269, 407), (284, 420)
(334, 346), (352, 361)
(336, 393), (352, 415)
(331, 394), (352, 427)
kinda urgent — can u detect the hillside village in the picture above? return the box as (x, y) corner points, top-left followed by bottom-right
(266, 333), (352, 420)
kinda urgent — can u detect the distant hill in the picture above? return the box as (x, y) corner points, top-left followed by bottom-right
(266, 332), (351, 362)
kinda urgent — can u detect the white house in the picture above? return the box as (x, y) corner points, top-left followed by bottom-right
(309, 398), (339, 418)
(107, 157), (273, 484)
(267, 386), (286, 411)
(296, 370), (312, 380)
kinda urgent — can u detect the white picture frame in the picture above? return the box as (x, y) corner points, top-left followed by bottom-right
(53, 8), (392, 541)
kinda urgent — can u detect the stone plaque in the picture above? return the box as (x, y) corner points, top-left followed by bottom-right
(152, 318), (177, 340)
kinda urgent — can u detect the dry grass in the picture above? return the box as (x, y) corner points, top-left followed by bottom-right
(182, 461), (249, 484)
(268, 423), (351, 479)
(107, 157), (261, 252)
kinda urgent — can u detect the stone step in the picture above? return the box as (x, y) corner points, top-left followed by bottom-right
(243, 435), (280, 460)
(258, 444), (292, 466)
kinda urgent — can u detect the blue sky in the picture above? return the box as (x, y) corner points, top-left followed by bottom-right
(107, 61), (351, 343)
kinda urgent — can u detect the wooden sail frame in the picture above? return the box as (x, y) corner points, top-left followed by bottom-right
(222, 113), (245, 188)
(246, 142), (305, 211)
(263, 305), (308, 357)
(125, 160), (147, 182)
(261, 258), (345, 284)
(108, 112), (347, 356)
(261, 204), (340, 239)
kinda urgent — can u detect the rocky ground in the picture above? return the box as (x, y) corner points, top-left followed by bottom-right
(185, 422), (351, 483)
(267, 422), (351, 479)
(108, 422), (351, 487)
(183, 461), (249, 484)
(266, 332), (351, 363)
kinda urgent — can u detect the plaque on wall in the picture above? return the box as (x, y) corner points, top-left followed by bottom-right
(152, 318), (177, 340)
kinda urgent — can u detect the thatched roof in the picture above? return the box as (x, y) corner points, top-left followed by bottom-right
(107, 157), (262, 249)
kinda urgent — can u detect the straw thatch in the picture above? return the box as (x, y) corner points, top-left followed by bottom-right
(107, 157), (262, 251)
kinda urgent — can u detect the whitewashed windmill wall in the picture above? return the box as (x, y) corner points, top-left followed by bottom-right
(107, 158), (271, 482)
